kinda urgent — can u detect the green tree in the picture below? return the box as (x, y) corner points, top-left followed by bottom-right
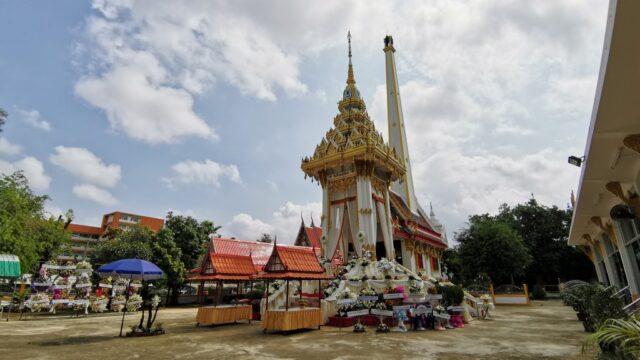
(496, 198), (594, 284)
(0, 172), (71, 272)
(163, 212), (219, 304)
(257, 233), (273, 243)
(0, 107), (6, 132)
(150, 228), (186, 304)
(164, 212), (219, 271)
(456, 216), (532, 285)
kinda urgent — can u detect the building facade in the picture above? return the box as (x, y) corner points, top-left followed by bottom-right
(568, 0), (640, 299)
(59, 211), (165, 261)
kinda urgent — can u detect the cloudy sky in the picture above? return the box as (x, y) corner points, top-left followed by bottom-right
(0, 0), (609, 243)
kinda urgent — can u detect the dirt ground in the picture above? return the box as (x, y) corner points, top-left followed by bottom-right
(0, 300), (595, 360)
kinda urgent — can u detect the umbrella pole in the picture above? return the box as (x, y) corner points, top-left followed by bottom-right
(119, 275), (132, 337)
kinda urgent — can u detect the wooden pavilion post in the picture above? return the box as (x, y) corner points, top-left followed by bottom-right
(299, 279), (303, 304)
(236, 281), (240, 305)
(265, 280), (270, 311)
(285, 280), (289, 311)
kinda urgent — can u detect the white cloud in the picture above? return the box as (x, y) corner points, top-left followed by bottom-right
(16, 108), (51, 131)
(72, 184), (118, 206)
(165, 159), (241, 188)
(75, 0), (312, 144)
(50, 146), (121, 188)
(0, 157), (51, 191)
(0, 138), (22, 156)
(225, 201), (322, 243)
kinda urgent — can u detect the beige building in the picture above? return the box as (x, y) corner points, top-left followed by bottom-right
(568, 0), (640, 298)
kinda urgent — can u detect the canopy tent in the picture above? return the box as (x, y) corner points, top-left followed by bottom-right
(0, 255), (20, 279)
(96, 259), (164, 336)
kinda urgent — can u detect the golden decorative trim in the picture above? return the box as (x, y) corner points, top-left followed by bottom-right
(359, 208), (372, 215)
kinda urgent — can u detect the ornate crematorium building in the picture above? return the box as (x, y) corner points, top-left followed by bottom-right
(301, 34), (447, 277)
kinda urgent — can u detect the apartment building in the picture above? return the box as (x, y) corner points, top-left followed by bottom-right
(58, 211), (164, 261)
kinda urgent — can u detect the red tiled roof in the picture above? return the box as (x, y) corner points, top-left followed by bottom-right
(254, 272), (332, 280)
(304, 226), (322, 248)
(67, 223), (103, 236)
(209, 253), (256, 276)
(212, 238), (274, 269)
(274, 245), (324, 273)
(388, 191), (447, 248)
(190, 274), (254, 281)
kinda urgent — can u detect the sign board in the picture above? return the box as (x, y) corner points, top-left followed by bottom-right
(73, 300), (90, 305)
(51, 299), (70, 304)
(75, 283), (92, 288)
(426, 294), (443, 301)
(32, 282), (52, 287)
(336, 298), (356, 305)
(112, 300), (127, 305)
(392, 305), (411, 311)
(59, 265), (76, 270)
(42, 264), (60, 269)
(53, 285), (71, 290)
(357, 296), (379, 302)
(113, 285), (127, 291)
(383, 293), (404, 300)
(447, 306), (465, 312)
(98, 283), (112, 288)
(129, 283), (142, 288)
(347, 309), (370, 318)
(414, 305), (432, 315)
(433, 313), (451, 320)
(371, 309), (394, 317)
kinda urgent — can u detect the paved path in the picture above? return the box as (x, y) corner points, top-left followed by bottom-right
(0, 300), (591, 359)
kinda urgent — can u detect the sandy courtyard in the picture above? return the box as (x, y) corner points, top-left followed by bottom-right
(0, 300), (592, 360)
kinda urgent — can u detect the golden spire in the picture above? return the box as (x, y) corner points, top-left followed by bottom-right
(347, 31), (355, 85)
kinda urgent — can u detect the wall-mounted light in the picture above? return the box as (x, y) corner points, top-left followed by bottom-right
(568, 155), (585, 167)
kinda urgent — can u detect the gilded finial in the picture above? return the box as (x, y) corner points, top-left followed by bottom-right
(348, 31), (352, 63)
(347, 31), (355, 85)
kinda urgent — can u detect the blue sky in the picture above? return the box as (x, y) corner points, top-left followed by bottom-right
(0, 1), (609, 242)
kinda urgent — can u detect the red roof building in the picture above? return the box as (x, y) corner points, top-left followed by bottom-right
(294, 218), (323, 248)
(189, 253), (256, 281)
(258, 245), (330, 279)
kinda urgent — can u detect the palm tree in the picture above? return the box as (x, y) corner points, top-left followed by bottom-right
(584, 318), (640, 357)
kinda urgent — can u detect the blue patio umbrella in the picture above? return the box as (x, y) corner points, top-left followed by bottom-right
(96, 259), (164, 281)
(97, 259), (164, 336)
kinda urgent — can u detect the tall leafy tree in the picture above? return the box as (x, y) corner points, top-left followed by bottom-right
(0, 107), (6, 132)
(164, 212), (219, 272)
(0, 172), (71, 272)
(496, 198), (594, 284)
(257, 233), (273, 243)
(163, 212), (219, 304)
(456, 215), (532, 285)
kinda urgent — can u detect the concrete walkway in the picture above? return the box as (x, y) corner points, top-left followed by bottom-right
(0, 300), (591, 359)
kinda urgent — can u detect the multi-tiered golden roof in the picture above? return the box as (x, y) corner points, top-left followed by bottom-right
(301, 33), (405, 193)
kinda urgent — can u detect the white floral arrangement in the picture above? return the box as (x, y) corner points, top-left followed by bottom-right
(151, 295), (161, 308)
(126, 294), (143, 312)
(375, 301), (389, 311)
(376, 258), (394, 273)
(111, 295), (127, 312)
(357, 231), (365, 243)
(409, 278), (423, 294)
(434, 304), (445, 314)
(323, 278), (341, 297)
(90, 296), (108, 313)
(76, 260), (92, 270)
(26, 293), (50, 312)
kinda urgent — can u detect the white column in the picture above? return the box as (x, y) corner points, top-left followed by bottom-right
(613, 225), (640, 297)
(356, 177), (376, 251)
(401, 241), (416, 273)
(321, 188), (330, 257)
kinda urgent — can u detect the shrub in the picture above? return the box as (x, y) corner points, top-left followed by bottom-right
(437, 284), (464, 307)
(532, 285), (546, 300)
(246, 289), (264, 300)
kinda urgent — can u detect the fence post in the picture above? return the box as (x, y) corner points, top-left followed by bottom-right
(489, 283), (496, 304)
(523, 283), (530, 304)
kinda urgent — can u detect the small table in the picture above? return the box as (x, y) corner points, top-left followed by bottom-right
(262, 307), (322, 332)
(196, 305), (252, 326)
